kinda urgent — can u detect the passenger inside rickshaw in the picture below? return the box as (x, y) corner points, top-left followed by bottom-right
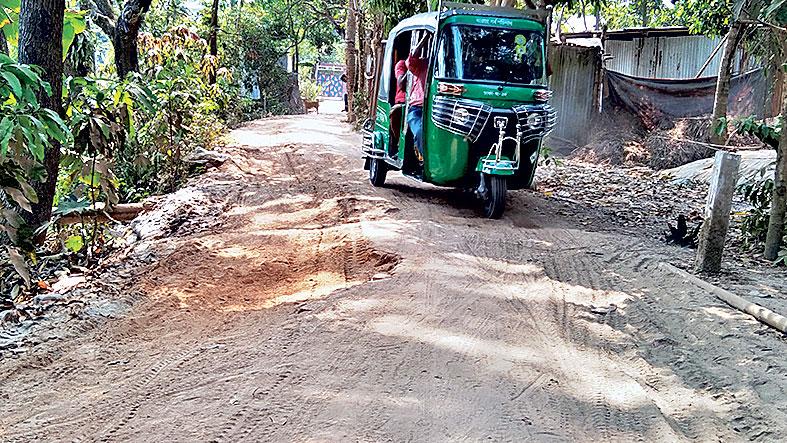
(405, 31), (432, 166)
(387, 36), (410, 157)
(385, 30), (433, 170)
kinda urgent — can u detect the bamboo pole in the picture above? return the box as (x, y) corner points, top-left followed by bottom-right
(57, 202), (154, 225)
(695, 34), (727, 79)
(660, 262), (787, 333)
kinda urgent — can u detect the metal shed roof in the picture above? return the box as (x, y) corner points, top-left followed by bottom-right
(564, 26), (697, 41)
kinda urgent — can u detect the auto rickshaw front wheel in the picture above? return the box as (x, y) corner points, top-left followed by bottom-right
(369, 158), (388, 187)
(482, 175), (507, 219)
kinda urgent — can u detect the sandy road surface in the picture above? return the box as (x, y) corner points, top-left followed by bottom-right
(1, 113), (786, 442)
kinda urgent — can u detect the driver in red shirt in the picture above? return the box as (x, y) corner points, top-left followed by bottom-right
(406, 34), (431, 163)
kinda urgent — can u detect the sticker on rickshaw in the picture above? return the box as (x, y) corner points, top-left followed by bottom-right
(474, 17), (514, 27)
(483, 91), (509, 97)
(515, 34), (528, 61)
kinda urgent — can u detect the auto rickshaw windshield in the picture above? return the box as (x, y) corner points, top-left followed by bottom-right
(435, 25), (546, 86)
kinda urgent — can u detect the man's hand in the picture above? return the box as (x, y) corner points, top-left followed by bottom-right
(397, 74), (407, 89)
(412, 34), (430, 55)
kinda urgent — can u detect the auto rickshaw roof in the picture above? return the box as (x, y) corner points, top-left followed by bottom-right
(387, 5), (547, 39)
(440, 2), (549, 22)
(388, 12), (440, 38)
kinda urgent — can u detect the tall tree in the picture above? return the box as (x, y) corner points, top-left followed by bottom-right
(208, 0), (219, 84)
(17, 0), (65, 229)
(345, 0), (357, 122)
(709, 18), (746, 144)
(89, 0), (153, 77)
(765, 61), (787, 259)
(761, 6), (787, 259)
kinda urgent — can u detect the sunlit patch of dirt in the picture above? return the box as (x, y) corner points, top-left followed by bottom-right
(228, 195), (399, 230)
(142, 229), (399, 312)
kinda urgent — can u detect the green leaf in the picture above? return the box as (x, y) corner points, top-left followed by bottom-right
(0, 8), (10, 29)
(0, 115), (12, 156)
(0, 0), (22, 9)
(1, 17), (18, 47)
(54, 198), (92, 216)
(62, 9), (87, 60)
(79, 170), (100, 187)
(40, 108), (70, 143)
(64, 235), (84, 253)
(0, 70), (22, 98)
(764, 0), (787, 19)
(7, 64), (42, 87)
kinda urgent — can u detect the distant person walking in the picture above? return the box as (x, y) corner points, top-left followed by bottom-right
(341, 73), (348, 112)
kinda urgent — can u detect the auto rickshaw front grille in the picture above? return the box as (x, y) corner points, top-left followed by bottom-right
(431, 96), (492, 143)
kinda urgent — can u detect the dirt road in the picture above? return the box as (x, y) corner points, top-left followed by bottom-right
(1, 112), (785, 442)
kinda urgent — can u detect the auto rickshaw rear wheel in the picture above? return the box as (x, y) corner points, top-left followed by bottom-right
(369, 158), (388, 187)
(482, 175), (507, 219)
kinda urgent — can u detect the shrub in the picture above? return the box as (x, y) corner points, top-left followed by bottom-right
(0, 55), (70, 293)
(299, 74), (322, 102)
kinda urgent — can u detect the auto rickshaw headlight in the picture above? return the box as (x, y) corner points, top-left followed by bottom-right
(526, 114), (543, 129)
(452, 107), (470, 126)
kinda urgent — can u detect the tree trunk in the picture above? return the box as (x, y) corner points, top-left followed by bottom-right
(18, 0), (65, 232)
(294, 42), (299, 74)
(113, 0), (153, 77)
(709, 21), (744, 145)
(208, 0), (219, 84)
(0, 31), (8, 55)
(764, 51), (787, 260)
(639, 0), (648, 27)
(344, 0), (357, 123)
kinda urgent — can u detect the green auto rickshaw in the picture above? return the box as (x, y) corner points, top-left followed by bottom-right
(361, 2), (556, 218)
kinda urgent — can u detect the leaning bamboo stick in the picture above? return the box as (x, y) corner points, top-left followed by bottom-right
(659, 262), (787, 333)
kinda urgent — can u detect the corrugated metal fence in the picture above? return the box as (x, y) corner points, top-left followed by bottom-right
(548, 31), (761, 146)
(547, 44), (602, 147)
(604, 35), (743, 79)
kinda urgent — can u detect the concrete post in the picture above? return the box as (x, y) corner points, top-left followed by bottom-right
(695, 151), (741, 273)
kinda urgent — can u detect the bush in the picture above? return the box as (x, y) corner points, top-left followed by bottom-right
(1, 55), (70, 293)
(738, 175), (787, 264)
(299, 74), (322, 101)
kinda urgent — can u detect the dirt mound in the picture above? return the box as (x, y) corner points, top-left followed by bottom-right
(571, 109), (758, 170)
(570, 109), (647, 166)
(644, 118), (715, 170)
(144, 230), (398, 312)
